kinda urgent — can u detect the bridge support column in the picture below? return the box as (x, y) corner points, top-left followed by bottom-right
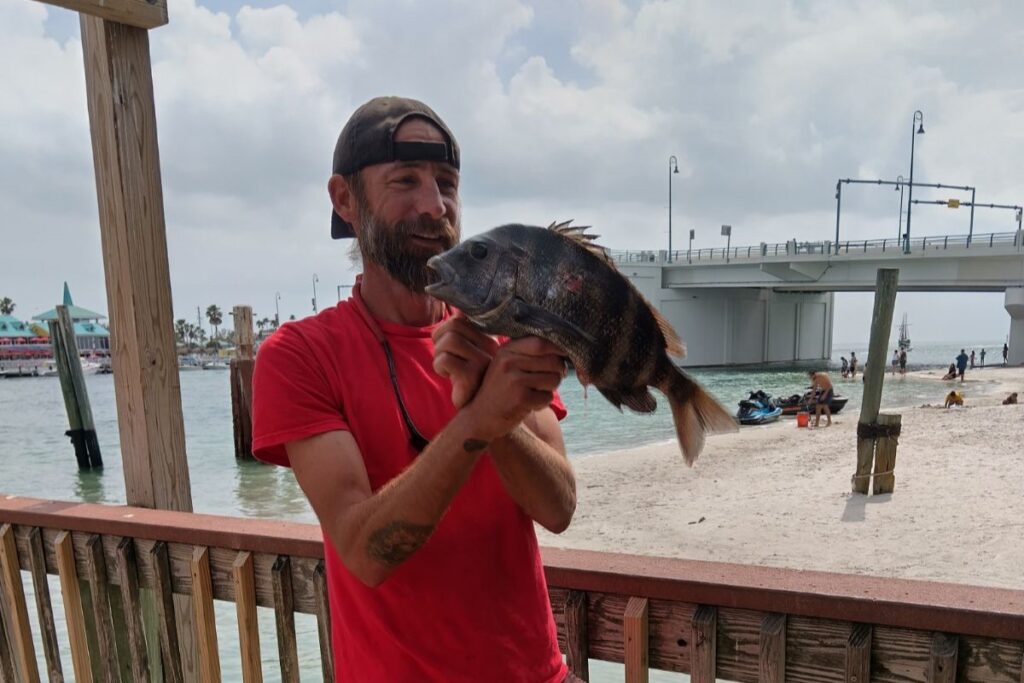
(1006, 287), (1024, 365)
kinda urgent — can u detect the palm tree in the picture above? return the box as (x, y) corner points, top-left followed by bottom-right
(0, 297), (14, 316)
(205, 305), (223, 339)
(174, 319), (189, 346)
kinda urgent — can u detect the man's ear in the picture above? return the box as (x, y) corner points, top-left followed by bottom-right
(328, 174), (358, 229)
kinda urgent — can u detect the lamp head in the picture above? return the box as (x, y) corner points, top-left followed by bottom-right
(917, 123), (925, 134)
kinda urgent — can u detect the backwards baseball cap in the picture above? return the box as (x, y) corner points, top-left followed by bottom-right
(330, 96), (460, 239)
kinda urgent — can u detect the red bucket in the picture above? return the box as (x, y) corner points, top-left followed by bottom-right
(796, 412), (810, 428)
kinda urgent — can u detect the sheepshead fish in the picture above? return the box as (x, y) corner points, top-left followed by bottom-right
(425, 221), (736, 465)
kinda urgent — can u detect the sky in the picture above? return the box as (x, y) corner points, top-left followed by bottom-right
(2, 0), (1022, 345)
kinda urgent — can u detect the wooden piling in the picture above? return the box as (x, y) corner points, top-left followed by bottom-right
(872, 413), (901, 495)
(50, 305), (103, 468)
(853, 268), (899, 494)
(231, 305), (256, 459)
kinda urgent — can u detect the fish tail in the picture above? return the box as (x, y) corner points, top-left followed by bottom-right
(661, 366), (737, 466)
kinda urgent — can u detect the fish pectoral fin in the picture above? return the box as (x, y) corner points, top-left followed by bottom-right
(598, 385), (658, 414)
(509, 298), (597, 346)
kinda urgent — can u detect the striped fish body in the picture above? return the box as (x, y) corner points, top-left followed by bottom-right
(426, 222), (736, 464)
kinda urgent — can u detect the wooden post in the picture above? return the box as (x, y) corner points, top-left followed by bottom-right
(51, 305), (103, 468)
(80, 15), (197, 679)
(872, 413), (901, 495)
(853, 268), (899, 494)
(231, 305), (255, 459)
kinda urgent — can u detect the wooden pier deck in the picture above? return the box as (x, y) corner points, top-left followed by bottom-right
(2, 495), (1023, 682)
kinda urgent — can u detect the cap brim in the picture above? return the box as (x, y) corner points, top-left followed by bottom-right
(331, 210), (355, 239)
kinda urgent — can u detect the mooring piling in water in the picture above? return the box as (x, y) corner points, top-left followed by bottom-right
(852, 268), (900, 494)
(231, 305), (255, 460)
(49, 305), (102, 469)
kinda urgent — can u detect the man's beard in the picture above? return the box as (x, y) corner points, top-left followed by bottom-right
(357, 203), (461, 293)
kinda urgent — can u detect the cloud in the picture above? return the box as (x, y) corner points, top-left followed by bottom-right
(1, 0), (1022, 341)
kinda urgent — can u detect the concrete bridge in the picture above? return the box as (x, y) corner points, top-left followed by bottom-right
(614, 230), (1024, 367)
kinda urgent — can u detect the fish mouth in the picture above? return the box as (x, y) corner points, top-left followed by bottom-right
(424, 256), (455, 298)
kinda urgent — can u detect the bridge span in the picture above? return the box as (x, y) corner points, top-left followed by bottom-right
(613, 230), (1024, 366)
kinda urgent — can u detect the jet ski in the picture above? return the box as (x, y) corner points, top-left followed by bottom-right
(777, 391), (849, 416)
(736, 390), (783, 425)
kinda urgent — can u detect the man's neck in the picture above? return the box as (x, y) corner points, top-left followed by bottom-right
(359, 266), (445, 327)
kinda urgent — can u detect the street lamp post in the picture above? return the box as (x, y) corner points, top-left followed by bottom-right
(312, 273), (319, 314)
(274, 291), (281, 328)
(721, 224), (732, 263)
(668, 156), (679, 262)
(895, 175), (905, 241)
(688, 228), (694, 263)
(904, 110), (925, 253)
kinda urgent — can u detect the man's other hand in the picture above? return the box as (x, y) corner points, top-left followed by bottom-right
(432, 314), (499, 408)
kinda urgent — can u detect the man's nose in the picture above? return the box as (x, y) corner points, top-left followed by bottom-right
(412, 180), (446, 220)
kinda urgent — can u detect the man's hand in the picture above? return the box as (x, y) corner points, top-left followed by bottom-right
(461, 336), (567, 443)
(432, 315), (499, 408)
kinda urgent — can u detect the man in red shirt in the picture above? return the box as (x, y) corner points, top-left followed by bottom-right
(252, 96), (578, 682)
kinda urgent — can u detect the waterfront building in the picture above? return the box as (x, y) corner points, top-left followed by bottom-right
(31, 282), (111, 353)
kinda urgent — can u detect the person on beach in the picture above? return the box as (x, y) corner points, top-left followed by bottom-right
(899, 348), (907, 375)
(891, 350), (899, 375)
(956, 349), (969, 383)
(840, 356), (849, 378)
(1004, 343), (1009, 364)
(970, 350), (976, 369)
(808, 370), (834, 427)
(942, 363), (958, 380)
(944, 390), (965, 408)
(849, 352), (858, 378)
(1003, 392), (1018, 405)
(980, 348), (986, 367)
(251, 97), (577, 683)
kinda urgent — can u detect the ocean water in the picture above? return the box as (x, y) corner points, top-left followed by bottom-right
(0, 340), (1005, 680)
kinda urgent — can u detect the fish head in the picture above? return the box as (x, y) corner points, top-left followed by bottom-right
(425, 231), (522, 316)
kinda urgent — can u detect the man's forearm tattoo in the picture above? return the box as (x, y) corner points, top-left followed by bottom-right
(463, 438), (488, 452)
(367, 521), (433, 567)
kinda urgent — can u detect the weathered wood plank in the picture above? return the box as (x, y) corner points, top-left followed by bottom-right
(718, 607), (762, 682)
(929, 632), (958, 683)
(690, 605), (716, 683)
(150, 541), (184, 683)
(191, 546), (221, 682)
(624, 596), (649, 683)
(83, 534), (118, 683)
(26, 527), (63, 682)
(32, 0), (167, 29)
(845, 623), (871, 683)
(0, 524), (41, 683)
(232, 551), (263, 683)
(54, 532), (92, 683)
(313, 560), (334, 683)
(759, 613), (786, 683)
(272, 555), (300, 683)
(785, 615), (847, 683)
(579, 592), (694, 673)
(565, 590), (589, 681)
(0, 596), (17, 683)
(80, 0), (190, 518)
(115, 537), (150, 681)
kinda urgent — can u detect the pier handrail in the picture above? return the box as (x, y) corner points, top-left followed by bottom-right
(2, 496), (1024, 682)
(612, 229), (1024, 265)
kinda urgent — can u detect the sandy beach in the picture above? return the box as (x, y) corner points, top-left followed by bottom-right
(539, 365), (1024, 589)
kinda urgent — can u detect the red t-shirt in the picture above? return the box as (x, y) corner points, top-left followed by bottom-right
(251, 296), (568, 682)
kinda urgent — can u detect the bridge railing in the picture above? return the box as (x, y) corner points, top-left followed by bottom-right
(612, 230), (1023, 265)
(3, 496), (1024, 682)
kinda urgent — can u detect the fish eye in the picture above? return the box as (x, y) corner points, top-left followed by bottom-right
(469, 242), (488, 260)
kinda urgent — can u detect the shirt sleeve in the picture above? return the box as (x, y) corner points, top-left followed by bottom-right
(251, 325), (348, 467)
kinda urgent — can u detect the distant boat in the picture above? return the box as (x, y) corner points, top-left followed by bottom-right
(898, 314), (912, 353)
(202, 360), (229, 370)
(178, 356), (203, 371)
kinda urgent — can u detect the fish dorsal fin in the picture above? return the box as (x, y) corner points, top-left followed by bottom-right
(653, 307), (685, 358)
(547, 219), (613, 264)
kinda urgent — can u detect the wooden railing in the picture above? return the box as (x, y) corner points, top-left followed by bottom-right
(2, 496), (1024, 682)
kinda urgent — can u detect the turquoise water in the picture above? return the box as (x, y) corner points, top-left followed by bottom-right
(0, 340), (1004, 680)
